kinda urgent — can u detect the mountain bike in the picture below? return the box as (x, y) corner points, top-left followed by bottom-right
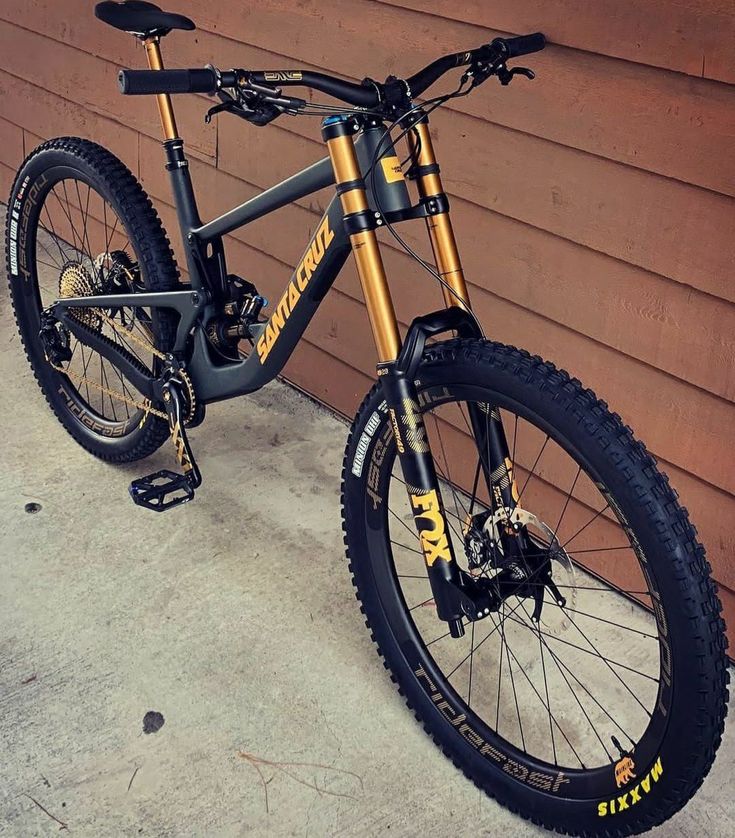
(5, 2), (728, 834)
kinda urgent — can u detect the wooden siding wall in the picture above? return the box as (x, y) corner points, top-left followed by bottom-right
(1, 2), (733, 634)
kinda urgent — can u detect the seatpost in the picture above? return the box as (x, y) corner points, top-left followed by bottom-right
(141, 36), (204, 283)
(143, 37), (179, 140)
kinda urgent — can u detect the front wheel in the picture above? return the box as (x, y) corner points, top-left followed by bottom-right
(341, 338), (728, 836)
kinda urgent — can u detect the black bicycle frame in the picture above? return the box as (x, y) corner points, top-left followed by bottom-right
(54, 122), (412, 403)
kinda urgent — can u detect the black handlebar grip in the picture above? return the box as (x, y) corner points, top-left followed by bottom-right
(502, 32), (546, 59)
(118, 68), (218, 95)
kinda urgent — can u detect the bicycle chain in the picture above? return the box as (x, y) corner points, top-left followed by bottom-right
(49, 309), (196, 423)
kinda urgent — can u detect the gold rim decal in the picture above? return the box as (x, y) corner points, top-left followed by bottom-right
(256, 217), (334, 363)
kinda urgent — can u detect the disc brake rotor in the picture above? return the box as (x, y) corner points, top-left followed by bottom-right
(485, 506), (577, 635)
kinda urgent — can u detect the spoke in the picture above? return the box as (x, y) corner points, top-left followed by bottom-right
(60, 181), (84, 257)
(552, 464), (582, 542)
(511, 434), (550, 516)
(566, 545), (633, 555)
(409, 598), (436, 614)
(510, 412), (519, 481)
(432, 412), (470, 521)
(562, 502), (611, 550)
(442, 588), (549, 681)
(535, 610), (558, 764)
(391, 540), (424, 556)
(505, 610), (639, 748)
(41, 203), (71, 267)
(563, 607), (652, 718)
(509, 613), (658, 682)
(73, 179), (95, 266)
(467, 620), (476, 708)
(103, 198), (112, 254)
(550, 602), (658, 639)
(425, 626), (455, 647)
(389, 506), (420, 543)
(503, 602), (526, 751)
(495, 605), (506, 729)
(99, 361), (118, 421)
(79, 345), (92, 405)
(522, 580), (651, 596)
(467, 454), (482, 518)
(518, 599), (613, 763)
(489, 612), (586, 768)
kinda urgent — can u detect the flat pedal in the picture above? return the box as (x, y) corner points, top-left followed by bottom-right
(129, 469), (195, 511)
(129, 374), (202, 511)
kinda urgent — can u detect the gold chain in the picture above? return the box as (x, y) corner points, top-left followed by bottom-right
(50, 310), (169, 420)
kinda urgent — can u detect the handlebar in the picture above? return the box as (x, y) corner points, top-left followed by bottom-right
(118, 32), (546, 106)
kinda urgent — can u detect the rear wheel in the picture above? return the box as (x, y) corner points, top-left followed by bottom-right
(5, 137), (179, 462)
(341, 338), (728, 836)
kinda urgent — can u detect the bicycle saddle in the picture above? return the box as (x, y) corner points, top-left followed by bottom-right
(94, 1), (195, 37)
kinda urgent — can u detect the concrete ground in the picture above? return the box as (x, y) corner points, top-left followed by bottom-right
(1, 235), (734, 837)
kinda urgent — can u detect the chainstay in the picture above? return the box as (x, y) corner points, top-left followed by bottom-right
(50, 307), (169, 420)
(50, 358), (167, 420)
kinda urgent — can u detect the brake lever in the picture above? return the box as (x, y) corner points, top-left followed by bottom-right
(496, 64), (535, 86)
(205, 99), (237, 123)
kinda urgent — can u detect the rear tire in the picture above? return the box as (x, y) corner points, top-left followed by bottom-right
(6, 137), (180, 462)
(341, 338), (728, 836)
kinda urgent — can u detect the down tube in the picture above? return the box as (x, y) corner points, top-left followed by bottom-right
(189, 195), (351, 402)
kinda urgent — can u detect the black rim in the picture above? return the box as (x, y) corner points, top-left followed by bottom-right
(23, 168), (159, 432)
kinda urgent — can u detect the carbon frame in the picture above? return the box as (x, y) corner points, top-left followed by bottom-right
(54, 124), (408, 404)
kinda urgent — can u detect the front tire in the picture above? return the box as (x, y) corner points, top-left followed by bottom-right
(341, 338), (728, 836)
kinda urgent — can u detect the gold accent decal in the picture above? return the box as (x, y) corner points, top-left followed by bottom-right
(380, 156), (405, 183)
(410, 489), (451, 565)
(263, 71), (303, 82)
(614, 755), (636, 789)
(598, 757), (663, 817)
(389, 409), (405, 453)
(257, 217), (334, 363)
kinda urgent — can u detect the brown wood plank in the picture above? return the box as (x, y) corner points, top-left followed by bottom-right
(0, 160), (15, 201)
(0, 117), (23, 173)
(0, 21), (215, 160)
(381, 0), (735, 84)
(178, 0), (735, 197)
(9, 0), (735, 196)
(216, 79), (735, 305)
(153, 127), (735, 404)
(0, 73), (141, 175)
